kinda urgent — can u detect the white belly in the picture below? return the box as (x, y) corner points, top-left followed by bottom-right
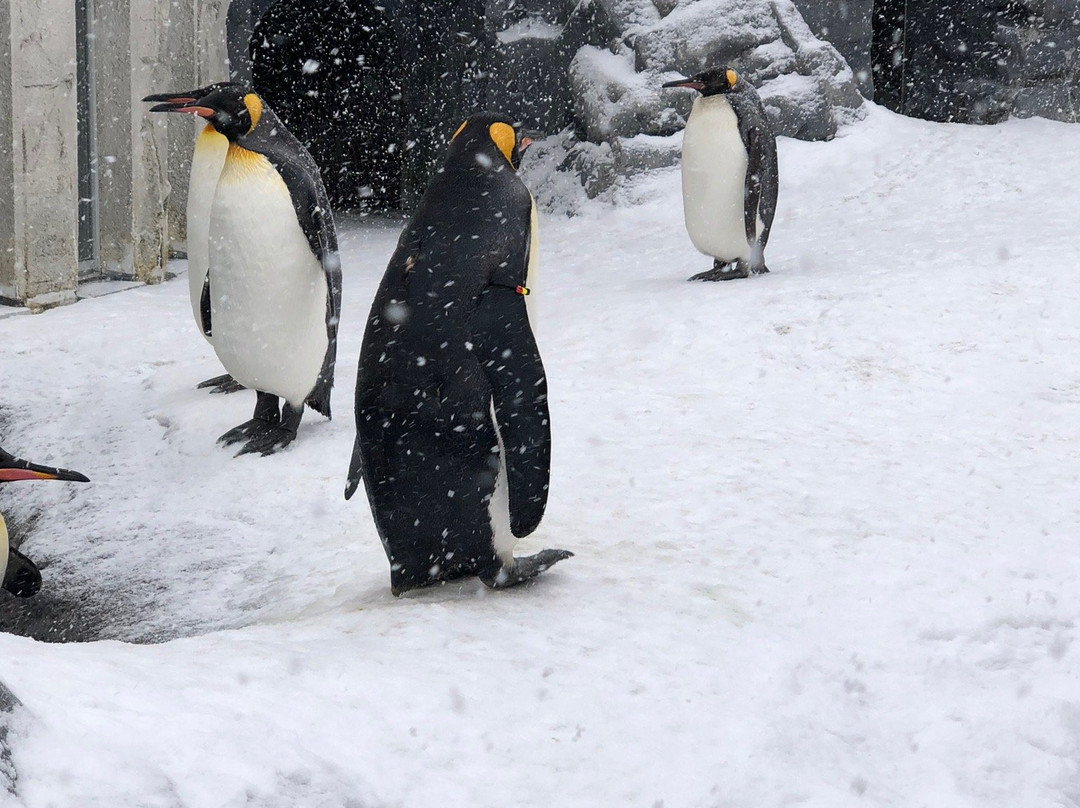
(186, 125), (229, 337)
(0, 513), (9, 584)
(488, 402), (517, 565)
(681, 95), (751, 262)
(207, 149), (329, 408)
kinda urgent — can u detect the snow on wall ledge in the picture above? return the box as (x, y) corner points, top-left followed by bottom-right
(556, 0), (865, 201)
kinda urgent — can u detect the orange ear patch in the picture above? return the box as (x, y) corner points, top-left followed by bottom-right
(726, 69), (738, 87)
(243, 93), (263, 132)
(488, 122), (516, 165)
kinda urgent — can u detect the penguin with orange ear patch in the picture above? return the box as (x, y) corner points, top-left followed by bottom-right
(149, 85), (341, 455)
(143, 82), (242, 394)
(0, 447), (89, 598)
(346, 111), (571, 595)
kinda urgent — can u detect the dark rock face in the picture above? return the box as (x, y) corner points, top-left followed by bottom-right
(231, 0), (863, 207)
(872, 0), (1080, 123)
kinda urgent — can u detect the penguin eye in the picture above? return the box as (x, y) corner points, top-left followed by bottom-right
(451, 120), (468, 141)
(726, 69), (738, 87)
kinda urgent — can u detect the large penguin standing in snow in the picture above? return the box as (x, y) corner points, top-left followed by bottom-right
(149, 85), (342, 456)
(663, 67), (778, 281)
(143, 82), (242, 394)
(345, 111), (572, 596)
(0, 447), (88, 598)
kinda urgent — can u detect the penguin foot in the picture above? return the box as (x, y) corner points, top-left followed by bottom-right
(480, 549), (574, 590)
(689, 260), (750, 282)
(2, 548), (42, 598)
(235, 402), (303, 457)
(235, 426), (298, 457)
(218, 418), (278, 447)
(196, 373), (246, 394)
(751, 263), (770, 275)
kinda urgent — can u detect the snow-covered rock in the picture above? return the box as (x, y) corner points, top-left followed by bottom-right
(562, 0), (864, 193)
(0, 679), (19, 795)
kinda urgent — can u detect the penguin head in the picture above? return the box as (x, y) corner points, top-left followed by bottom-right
(148, 85), (265, 141)
(662, 67), (741, 97)
(445, 112), (533, 172)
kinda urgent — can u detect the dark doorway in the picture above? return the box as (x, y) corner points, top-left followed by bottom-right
(870, 0), (907, 114)
(249, 0), (489, 211)
(251, 0), (403, 209)
(75, 0), (100, 280)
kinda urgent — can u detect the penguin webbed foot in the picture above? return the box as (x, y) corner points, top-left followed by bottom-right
(689, 260), (751, 282)
(235, 426), (298, 457)
(235, 402), (304, 457)
(218, 418), (277, 447)
(2, 549), (42, 598)
(480, 549), (574, 590)
(196, 373), (246, 394)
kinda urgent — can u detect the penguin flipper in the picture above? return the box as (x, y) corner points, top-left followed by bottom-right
(734, 91), (779, 260)
(471, 286), (550, 538)
(200, 274), (213, 337)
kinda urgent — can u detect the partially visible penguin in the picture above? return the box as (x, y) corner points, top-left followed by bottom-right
(0, 447), (88, 598)
(143, 82), (243, 394)
(663, 67), (778, 281)
(345, 111), (572, 596)
(149, 85), (341, 455)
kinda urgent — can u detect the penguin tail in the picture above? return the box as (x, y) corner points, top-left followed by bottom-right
(344, 435), (364, 501)
(305, 380), (332, 419)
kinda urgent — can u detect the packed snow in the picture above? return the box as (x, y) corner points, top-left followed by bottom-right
(1, 104), (1079, 806)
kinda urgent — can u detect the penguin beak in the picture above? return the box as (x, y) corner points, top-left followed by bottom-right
(0, 453), (89, 484)
(662, 78), (705, 92)
(519, 137), (534, 152)
(142, 91), (200, 104)
(149, 103), (215, 117)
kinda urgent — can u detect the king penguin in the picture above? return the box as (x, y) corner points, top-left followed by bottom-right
(0, 447), (89, 598)
(663, 67), (778, 281)
(345, 111), (572, 596)
(149, 85), (342, 456)
(143, 82), (243, 394)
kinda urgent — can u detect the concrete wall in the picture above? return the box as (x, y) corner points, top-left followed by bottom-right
(0, 0), (198, 309)
(0, 0), (79, 309)
(164, 0), (230, 253)
(93, 0), (174, 284)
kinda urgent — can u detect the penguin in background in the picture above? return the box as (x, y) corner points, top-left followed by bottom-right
(143, 82), (244, 394)
(663, 67), (779, 281)
(345, 111), (572, 596)
(0, 447), (89, 598)
(148, 85), (342, 456)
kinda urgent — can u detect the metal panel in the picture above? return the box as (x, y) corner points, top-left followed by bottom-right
(76, 0), (101, 281)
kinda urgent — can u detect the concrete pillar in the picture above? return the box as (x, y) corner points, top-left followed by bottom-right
(0, 0), (79, 309)
(162, 0), (229, 254)
(92, 0), (173, 284)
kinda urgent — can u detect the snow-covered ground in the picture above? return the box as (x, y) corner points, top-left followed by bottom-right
(2, 104), (1079, 806)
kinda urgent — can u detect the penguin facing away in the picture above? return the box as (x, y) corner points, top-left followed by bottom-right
(142, 82), (244, 395)
(0, 447), (89, 598)
(663, 67), (779, 281)
(345, 111), (572, 596)
(149, 85), (342, 456)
